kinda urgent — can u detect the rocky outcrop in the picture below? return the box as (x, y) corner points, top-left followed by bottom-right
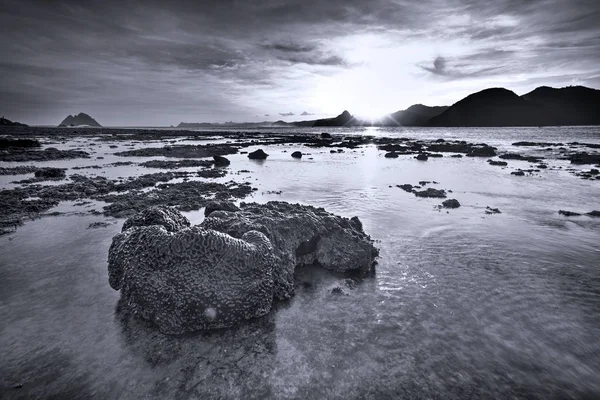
(108, 202), (378, 333)
(442, 199), (460, 208)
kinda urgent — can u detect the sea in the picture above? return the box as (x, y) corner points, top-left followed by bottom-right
(1, 126), (599, 399)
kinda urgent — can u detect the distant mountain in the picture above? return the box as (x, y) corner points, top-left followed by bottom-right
(59, 112), (101, 127)
(292, 110), (358, 127)
(0, 116), (27, 127)
(177, 122), (215, 128)
(379, 104), (448, 126)
(429, 86), (600, 127)
(176, 85), (599, 129)
(176, 120), (290, 128)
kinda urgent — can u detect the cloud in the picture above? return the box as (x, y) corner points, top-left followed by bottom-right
(300, 111), (315, 115)
(0, 0), (599, 124)
(279, 112), (295, 117)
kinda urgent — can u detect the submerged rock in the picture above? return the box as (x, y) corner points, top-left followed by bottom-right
(248, 149), (269, 160)
(384, 151), (399, 158)
(108, 203), (378, 333)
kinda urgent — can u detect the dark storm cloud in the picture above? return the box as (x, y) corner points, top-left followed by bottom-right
(1, 0), (599, 124)
(420, 56), (502, 79)
(261, 43), (317, 53)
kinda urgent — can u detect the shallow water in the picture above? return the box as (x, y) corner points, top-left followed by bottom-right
(1, 127), (600, 399)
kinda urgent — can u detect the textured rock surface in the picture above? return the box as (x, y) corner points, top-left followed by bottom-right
(202, 201), (378, 300)
(108, 202), (378, 333)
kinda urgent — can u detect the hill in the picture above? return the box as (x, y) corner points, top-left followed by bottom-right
(429, 86), (600, 127)
(59, 113), (101, 127)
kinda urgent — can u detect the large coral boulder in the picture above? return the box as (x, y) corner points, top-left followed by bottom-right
(108, 210), (276, 334)
(108, 203), (378, 333)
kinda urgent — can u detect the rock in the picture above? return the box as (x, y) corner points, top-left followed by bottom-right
(586, 210), (600, 217)
(467, 146), (496, 157)
(0, 165), (40, 175)
(248, 149), (269, 160)
(34, 167), (66, 179)
(487, 160), (508, 166)
(485, 206), (501, 214)
(0, 147), (90, 162)
(442, 199), (461, 208)
(590, 169), (599, 175)
(204, 201), (240, 216)
(384, 151), (399, 158)
(569, 153), (600, 165)
(450, 154), (463, 158)
(213, 155), (231, 166)
(499, 153), (542, 163)
(108, 203), (378, 333)
(397, 184), (413, 192)
(415, 153), (428, 161)
(140, 159), (212, 169)
(511, 170), (525, 176)
(414, 188), (447, 198)
(87, 221), (113, 229)
(0, 138), (40, 148)
(291, 151), (302, 159)
(558, 210), (581, 217)
(321, 132), (332, 139)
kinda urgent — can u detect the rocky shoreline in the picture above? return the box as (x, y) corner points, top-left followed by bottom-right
(1, 126), (599, 235)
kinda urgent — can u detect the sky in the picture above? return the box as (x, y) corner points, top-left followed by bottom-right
(1, 0), (599, 126)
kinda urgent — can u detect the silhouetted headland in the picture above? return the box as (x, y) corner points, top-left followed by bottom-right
(0, 116), (28, 127)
